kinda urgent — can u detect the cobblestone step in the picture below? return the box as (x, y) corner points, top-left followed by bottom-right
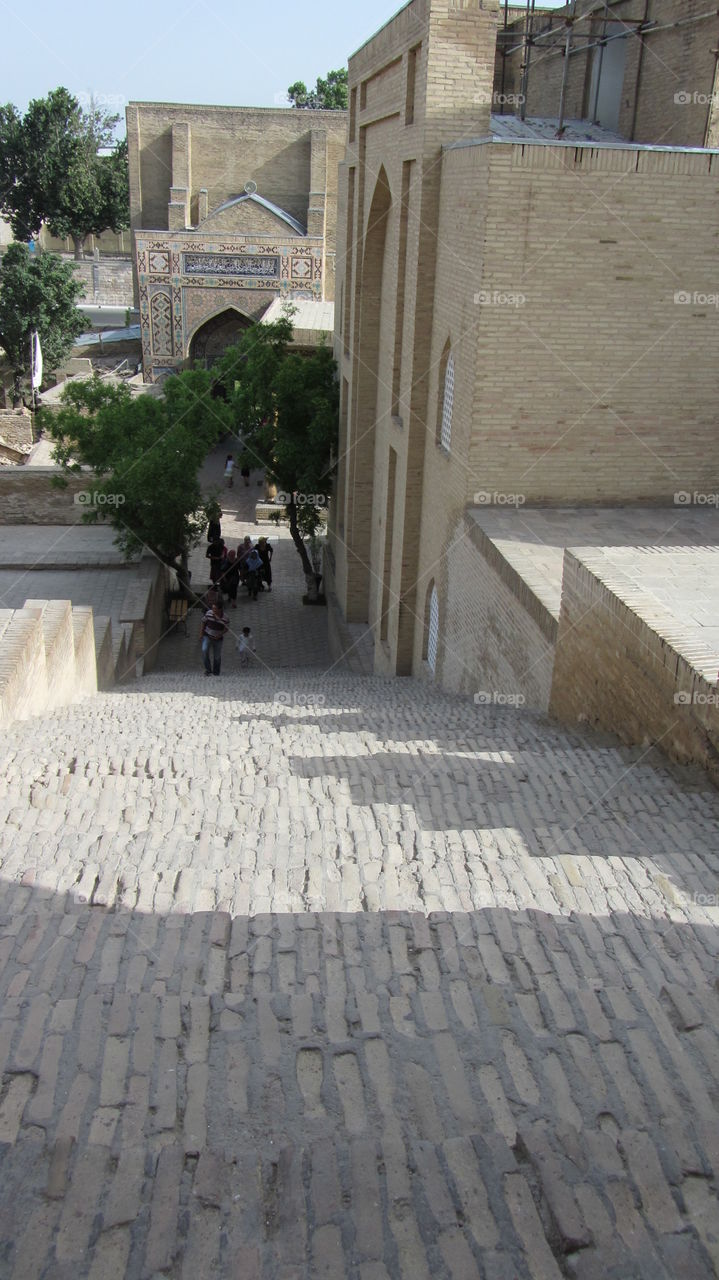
(1, 669), (719, 1275)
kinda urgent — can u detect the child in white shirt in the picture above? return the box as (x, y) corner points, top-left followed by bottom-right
(236, 626), (256, 667)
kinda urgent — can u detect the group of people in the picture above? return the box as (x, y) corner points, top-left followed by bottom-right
(223, 454), (251, 488)
(199, 508), (270, 676)
(200, 606), (255, 678)
(206, 528), (273, 605)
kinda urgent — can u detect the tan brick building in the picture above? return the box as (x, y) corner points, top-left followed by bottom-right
(126, 103), (346, 381)
(328, 0), (719, 774)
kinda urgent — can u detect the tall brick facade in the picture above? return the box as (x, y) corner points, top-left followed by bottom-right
(329, 0), (719, 710)
(126, 103), (346, 380)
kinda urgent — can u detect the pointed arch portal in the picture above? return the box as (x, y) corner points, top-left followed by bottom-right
(188, 308), (252, 367)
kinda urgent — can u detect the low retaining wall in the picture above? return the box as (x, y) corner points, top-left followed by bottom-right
(436, 514), (557, 711)
(0, 409), (33, 456)
(71, 257), (134, 306)
(550, 550), (719, 785)
(0, 469), (89, 524)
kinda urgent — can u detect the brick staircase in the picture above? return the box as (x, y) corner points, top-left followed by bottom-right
(0, 668), (718, 1275)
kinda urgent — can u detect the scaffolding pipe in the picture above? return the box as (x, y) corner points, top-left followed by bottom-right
(519, 0), (536, 121)
(557, 2), (577, 134)
(502, 5), (719, 59)
(499, 0), (510, 105)
(629, 0), (651, 141)
(591, 0), (611, 123)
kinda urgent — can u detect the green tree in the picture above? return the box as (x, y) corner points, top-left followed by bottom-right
(0, 242), (85, 404)
(215, 317), (338, 597)
(49, 372), (229, 593)
(287, 68), (348, 110)
(0, 88), (129, 259)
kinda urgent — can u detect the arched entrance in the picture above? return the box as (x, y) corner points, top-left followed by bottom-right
(346, 167), (392, 622)
(188, 308), (252, 367)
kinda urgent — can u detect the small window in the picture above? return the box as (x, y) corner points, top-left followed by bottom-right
(440, 352), (454, 453)
(405, 45), (420, 126)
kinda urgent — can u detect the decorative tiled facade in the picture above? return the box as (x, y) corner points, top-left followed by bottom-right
(135, 233), (324, 380)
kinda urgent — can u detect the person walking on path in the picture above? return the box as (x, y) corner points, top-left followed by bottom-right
(224, 455), (235, 488)
(219, 549), (240, 608)
(207, 506), (222, 543)
(257, 536), (273, 591)
(244, 545), (264, 600)
(200, 601), (229, 676)
(240, 462), (250, 487)
(238, 537), (253, 586)
(206, 537), (225, 584)
(236, 626), (256, 667)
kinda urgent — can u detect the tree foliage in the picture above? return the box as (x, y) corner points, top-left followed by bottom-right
(215, 317), (338, 593)
(0, 88), (129, 258)
(49, 372), (230, 591)
(287, 69), (348, 110)
(0, 242), (85, 402)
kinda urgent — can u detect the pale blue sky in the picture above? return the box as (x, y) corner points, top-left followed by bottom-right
(2, 0), (557, 124)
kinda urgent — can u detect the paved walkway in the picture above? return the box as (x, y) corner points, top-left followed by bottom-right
(153, 442), (331, 674)
(1, 665), (719, 1277)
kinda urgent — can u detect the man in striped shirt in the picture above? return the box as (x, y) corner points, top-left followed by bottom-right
(200, 601), (230, 676)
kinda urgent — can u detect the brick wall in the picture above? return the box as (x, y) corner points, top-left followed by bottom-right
(429, 513), (556, 710)
(0, 470), (89, 524)
(449, 138), (719, 504)
(127, 103), (346, 232)
(70, 258), (135, 306)
(550, 548), (719, 784)
(0, 410), (33, 455)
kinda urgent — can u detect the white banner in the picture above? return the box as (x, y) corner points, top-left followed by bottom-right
(31, 331), (43, 389)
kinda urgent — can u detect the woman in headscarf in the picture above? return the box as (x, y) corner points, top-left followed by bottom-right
(218, 549), (240, 608)
(256, 536), (273, 592)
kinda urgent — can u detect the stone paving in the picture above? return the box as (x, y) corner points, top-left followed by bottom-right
(0, 525), (130, 570)
(0, 569), (138, 629)
(1, 666), (719, 1278)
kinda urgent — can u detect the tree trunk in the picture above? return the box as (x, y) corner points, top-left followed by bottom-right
(153, 547), (194, 598)
(177, 550), (192, 596)
(12, 369), (24, 408)
(287, 499), (317, 597)
(72, 234), (86, 261)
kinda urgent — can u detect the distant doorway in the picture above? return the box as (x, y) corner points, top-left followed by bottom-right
(588, 25), (627, 133)
(189, 309), (251, 367)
